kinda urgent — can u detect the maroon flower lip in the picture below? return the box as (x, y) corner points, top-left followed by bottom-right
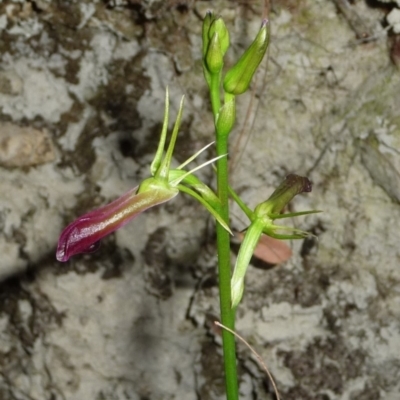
(56, 186), (177, 262)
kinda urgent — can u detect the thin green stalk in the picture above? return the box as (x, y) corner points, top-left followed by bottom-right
(212, 82), (238, 398)
(215, 136), (238, 400)
(210, 73), (221, 116)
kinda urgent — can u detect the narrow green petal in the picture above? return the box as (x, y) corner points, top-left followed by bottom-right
(170, 170), (220, 207)
(178, 185), (232, 235)
(151, 88), (169, 176)
(157, 95), (185, 180)
(228, 185), (254, 220)
(269, 209), (322, 220)
(231, 219), (264, 308)
(263, 223), (312, 240)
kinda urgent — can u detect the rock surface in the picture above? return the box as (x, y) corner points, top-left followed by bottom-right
(0, 123), (55, 167)
(0, 1), (399, 399)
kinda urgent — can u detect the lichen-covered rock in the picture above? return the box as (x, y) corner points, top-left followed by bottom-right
(0, 123), (55, 167)
(0, 1), (399, 399)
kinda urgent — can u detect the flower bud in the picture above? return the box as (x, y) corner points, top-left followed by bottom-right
(223, 20), (269, 95)
(205, 32), (224, 74)
(208, 17), (230, 56)
(202, 11), (214, 57)
(215, 95), (235, 138)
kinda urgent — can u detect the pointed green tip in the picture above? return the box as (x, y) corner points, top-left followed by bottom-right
(151, 88), (170, 177)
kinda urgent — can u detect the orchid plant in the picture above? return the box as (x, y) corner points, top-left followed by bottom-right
(56, 12), (319, 400)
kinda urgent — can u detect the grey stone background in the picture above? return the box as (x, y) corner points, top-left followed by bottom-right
(0, 0), (399, 399)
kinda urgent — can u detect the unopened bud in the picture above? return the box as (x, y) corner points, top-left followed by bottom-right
(208, 18), (230, 56)
(215, 95), (236, 138)
(202, 11), (214, 57)
(223, 20), (269, 95)
(205, 32), (224, 74)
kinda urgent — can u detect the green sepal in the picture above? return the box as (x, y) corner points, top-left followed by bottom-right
(231, 219), (264, 308)
(150, 88), (170, 176)
(215, 93), (236, 139)
(262, 224), (311, 240)
(137, 175), (178, 196)
(169, 169), (220, 208)
(205, 32), (224, 75)
(177, 184), (232, 235)
(156, 95), (185, 180)
(202, 11), (214, 57)
(228, 184), (254, 220)
(202, 12), (215, 87)
(269, 210), (322, 220)
(208, 17), (230, 56)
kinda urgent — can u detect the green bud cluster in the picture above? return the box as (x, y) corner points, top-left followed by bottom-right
(202, 12), (270, 139)
(202, 12), (229, 74)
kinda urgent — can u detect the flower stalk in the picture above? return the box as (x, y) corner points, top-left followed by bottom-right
(202, 13), (270, 400)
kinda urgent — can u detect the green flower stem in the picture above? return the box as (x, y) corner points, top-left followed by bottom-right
(210, 63), (239, 400)
(210, 73), (222, 116)
(202, 14), (271, 399)
(215, 135), (238, 400)
(206, 52), (239, 400)
(210, 74), (238, 398)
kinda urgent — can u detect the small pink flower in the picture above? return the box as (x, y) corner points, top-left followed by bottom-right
(56, 186), (178, 262)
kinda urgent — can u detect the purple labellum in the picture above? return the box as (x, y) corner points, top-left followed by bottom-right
(86, 241), (101, 253)
(56, 186), (178, 262)
(285, 174), (312, 193)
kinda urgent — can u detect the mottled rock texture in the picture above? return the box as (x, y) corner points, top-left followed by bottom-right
(0, 1), (399, 399)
